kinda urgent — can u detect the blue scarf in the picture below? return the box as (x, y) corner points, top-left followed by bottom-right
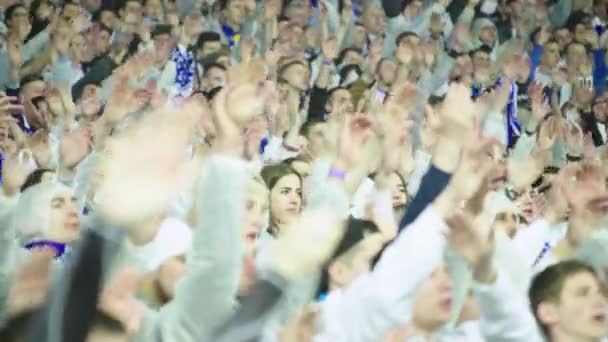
(24, 240), (71, 261)
(170, 47), (196, 97)
(496, 78), (521, 146)
(221, 24), (240, 48)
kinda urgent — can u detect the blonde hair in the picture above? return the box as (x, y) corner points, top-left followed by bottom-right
(248, 174), (269, 208)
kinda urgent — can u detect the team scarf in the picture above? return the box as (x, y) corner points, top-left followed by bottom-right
(472, 78), (521, 146)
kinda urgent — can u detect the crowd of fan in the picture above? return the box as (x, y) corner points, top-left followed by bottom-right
(1, 0), (608, 341)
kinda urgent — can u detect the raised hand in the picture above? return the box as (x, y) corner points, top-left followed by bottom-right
(6, 249), (54, 318)
(1, 149), (37, 197)
(268, 209), (345, 281)
(59, 126), (93, 172)
(93, 101), (200, 228)
(98, 267), (145, 334)
(335, 113), (375, 170)
(447, 210), (494, 267)
(0, 91), (23, 116)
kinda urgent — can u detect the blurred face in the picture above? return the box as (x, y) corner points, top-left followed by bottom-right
(82, 0), (102, 13)
(545, 271), (608, 339)
(328, 88), (353, 114)
(270, 174), (302, 225)
(593, 99), (608, 122)
(35, 2), (53, 20)
(70, 34), (86, 62)
(96, 30), (112, 55)
(7, 5), (29, 31)
(567, 43), (587, 68)
(223, 0), (246, 26)
(574, 24), (589, 44)
(541, 42), (560, 69)
(554, 29), (572, 52)
(121, 0), (143, 24)
(403, 0), (423, 17)
(99, 10), (118, 30)
(472, 50), (491, 71)
(203, 66), (227, 91)
(238, 191), (267, 294)
(200, 40), (222, 57)
(362, 5), (385, 35)
(283, 63), (310, 91)
(47, 189), (80, 243)
(242, 193), (267, 258)
(479, 26), (496, 46)
(145, 0), (163, 20)
(341, 50), (363, 67)
(285, 0), (312, 27)
(329, 233), (385, 288)
(411, 265), (454, 332)
(62, 3), (80, 21)
(378, 59), (397, 86)
(388, 172), (407, 209)
(306, 122), (326, 159)
(153, 33), (173, 64)
(509, 0), (523, 18)
(21, 80), (46, 103)
(352, 25), (367, 49)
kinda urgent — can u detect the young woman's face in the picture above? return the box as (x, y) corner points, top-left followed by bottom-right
(387, 172), (408, 209)
(242, 194), (267, 257)
(270, 174), (302, 225)
(47, 189), (80, 243)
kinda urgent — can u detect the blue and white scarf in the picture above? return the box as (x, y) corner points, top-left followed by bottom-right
(170, 46), (196, 97)
(496, 78), (521, 146)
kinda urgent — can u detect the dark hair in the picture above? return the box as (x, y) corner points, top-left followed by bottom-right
(260, 163), (302, 192)
(529, 260), (597, 337)
(196, 31), (222, 50)
(277, 60), (308, 80)
(19, 75), (44, 92)
(29, 0), (53, 19)
(21, 168), (53, 192)
(4, 4), (27, 24)
(203, 62), (227, 76)
(395, 31), (418, 46)
(97, 23), (113, 36)
(470, 45), (493, 58)
(299, 117), (327, 137)
(204, 86), (223, 101)
(316, 217), (381, 296)
(336, 47), (362, 66)
(151, 24), (172, 38)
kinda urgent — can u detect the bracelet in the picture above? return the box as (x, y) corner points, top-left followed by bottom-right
(323, 59), (334, 66)
(328, 167), (347, 180)
(566, 154), (583, 162)
(524, 128), (536, 136)
(282, 142), (299, 152)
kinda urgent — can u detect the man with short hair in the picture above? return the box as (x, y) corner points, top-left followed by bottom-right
(530, 260), (608, 342)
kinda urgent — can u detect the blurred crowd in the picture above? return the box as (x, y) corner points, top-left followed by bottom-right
(2, 0), (608, 341)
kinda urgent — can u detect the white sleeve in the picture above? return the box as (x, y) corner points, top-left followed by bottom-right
(473, 270), (544, 342)
(315, 207), (448, 342)
(261, 136), (298, 164)
(406, 150), (432, 196)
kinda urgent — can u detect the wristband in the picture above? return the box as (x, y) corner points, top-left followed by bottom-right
(328, 167), (347, 180)
(323, 59), (334, 66)
(282, 142), (299, 153)
(566, 154), (583, 162)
